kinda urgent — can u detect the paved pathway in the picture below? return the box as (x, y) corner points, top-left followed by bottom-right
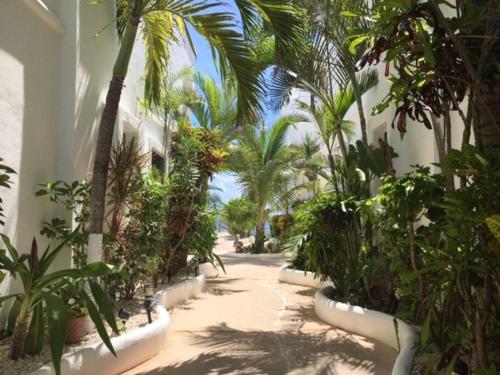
(125, 252), (396, 375)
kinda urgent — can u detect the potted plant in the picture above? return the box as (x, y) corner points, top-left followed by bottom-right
(60, 280), (91, 344)
(0, 232), (118, 375)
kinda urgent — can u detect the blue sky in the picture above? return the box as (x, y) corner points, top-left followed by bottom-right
(187, 4), (280, 203)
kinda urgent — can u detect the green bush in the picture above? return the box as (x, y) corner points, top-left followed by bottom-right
(373, 146), (500, 372)
(289, 193), (367, 301)
(221, 198), (256, 238)
(108, 172), (166, 299)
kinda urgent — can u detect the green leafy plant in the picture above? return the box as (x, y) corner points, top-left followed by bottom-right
(221, 198), (256, 240)
(163, 123), (226, 281)
(288, 193), (366, 301)
(0, 233), (118, 375)
(108, 172), (167, 299)
(36, 180), (90, 268)
(0, 158), (15, 227)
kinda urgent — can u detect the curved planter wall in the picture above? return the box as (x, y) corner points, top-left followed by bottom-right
(222, 252), (283, 259)
(315, 288), (417, 375)
(32, 305), (171, 375)
(156, 274), (206, 310)
(278, 264), (331, 288)
(199, 262), (219, 278)
(33, 275), (208, 375)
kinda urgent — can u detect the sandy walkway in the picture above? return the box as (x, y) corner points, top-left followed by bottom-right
(125, 241), (396, 375)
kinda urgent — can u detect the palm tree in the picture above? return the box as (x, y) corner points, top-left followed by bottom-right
(227, 114), (304, 252)
(88, 0), (303, 261)
(296, 71), (377, 179)
(290, 134), (324, 195)
(188, 72), (238, 140)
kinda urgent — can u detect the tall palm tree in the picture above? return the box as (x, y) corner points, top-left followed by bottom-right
(88, 0), (303, 261)
(227, 114), (304, 251)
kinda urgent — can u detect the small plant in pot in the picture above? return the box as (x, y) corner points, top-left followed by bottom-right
(59, 280), (91, 344)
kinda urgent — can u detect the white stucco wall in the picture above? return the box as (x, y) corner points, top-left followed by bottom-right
(0, 0), (194, 327)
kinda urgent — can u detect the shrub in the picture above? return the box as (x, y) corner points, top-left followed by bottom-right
(36, 180), (90, 269)
(108, 172), (166, 299)
(289, 193), (367, 301)
(221, 198), (256, 239)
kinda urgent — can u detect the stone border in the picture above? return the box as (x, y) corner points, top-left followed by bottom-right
(33, 275), (209, 374)
(315, 288), (418, 375)
(32, 305), (171, 375)
(221, 252), (284, 259)
(278, 264), (331, 288)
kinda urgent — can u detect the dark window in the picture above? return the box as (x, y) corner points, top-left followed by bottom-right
(151, 151), (165, 175)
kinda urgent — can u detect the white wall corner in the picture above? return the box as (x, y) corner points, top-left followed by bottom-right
(22, 0), (65, 34)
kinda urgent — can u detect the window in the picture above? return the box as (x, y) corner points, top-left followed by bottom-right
(151, 151), (165, 176)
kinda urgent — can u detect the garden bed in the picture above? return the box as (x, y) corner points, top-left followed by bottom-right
(25, 274), (208, 375)
(278, 264), (331, 288)
(0, 299), (160, 375)
(315, 287), (418, 375)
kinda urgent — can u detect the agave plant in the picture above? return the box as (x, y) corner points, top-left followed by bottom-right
(0, 233), (118, 375)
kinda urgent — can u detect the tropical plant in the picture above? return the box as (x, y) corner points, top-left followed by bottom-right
(0, 158), (15, 227)
(36, 180), (91, 269)
(109, 171), (167, 299)
(350, 0), (500, 151)
(290, 134), (325, 195)
(295, 69), (378, 167)
(107, 137), (148, 243)
(143, 66), (196, 180)
(163, 123), (226, 280)
(189, 72), (238, 141)
(0, 234), (118, 375)
(287, 193), (366, 299)
(370, 145), (500, 372)
(227, 114), (304, 252)
(221, 198), (256, 240)
(88, 0), (303, 262)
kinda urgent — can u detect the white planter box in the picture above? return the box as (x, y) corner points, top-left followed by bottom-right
(278, 264), (331, 288)
(222, 252), (283, 259)
(32, 305), (171, 375)
(156, 274), (206, 310)
(315, 288), (418, 375)
(32, 275), (208, 375)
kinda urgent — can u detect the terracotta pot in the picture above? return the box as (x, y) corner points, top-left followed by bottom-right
(65, 315), (91, 344)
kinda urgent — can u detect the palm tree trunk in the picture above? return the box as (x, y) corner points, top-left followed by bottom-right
(475, 76), (500, 151)
(350, 71), (369, 146)
(88, 3), (142, 262)
(9, 313), (31, 359)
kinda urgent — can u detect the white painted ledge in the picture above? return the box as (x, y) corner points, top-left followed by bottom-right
(22, 0), (64, 34)
(156, 274), (206, 310)
(32, 274), (209, 374)
(222, 252), (284, 259)
(278, 264), (331, 288)
(32, 305), (170, 375)
(199, 262), (219, 278)
(315, 288), (418, 375)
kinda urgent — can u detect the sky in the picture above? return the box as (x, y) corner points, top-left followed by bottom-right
(186, 3), (280, 204)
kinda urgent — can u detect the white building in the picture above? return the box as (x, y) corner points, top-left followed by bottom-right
(0, 0), (194, 324)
